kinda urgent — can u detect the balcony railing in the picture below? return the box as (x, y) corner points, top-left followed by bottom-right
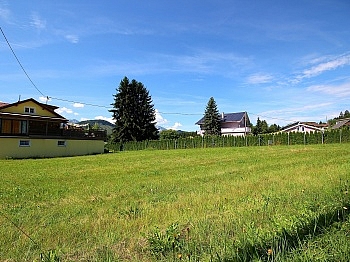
(197, 127), (251, 136)
(61, 129), (107, 140)
(221, 127), (251, 134)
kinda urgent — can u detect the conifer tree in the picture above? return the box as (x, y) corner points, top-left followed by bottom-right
(203, 97), (221, 136)
(253, 117), (262, 135)
(111, 77), (158, 142)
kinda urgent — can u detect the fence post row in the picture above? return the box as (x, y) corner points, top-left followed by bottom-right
(108, 128), (350, 152)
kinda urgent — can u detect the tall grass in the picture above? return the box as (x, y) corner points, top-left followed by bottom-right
(0, 144), (349, 261)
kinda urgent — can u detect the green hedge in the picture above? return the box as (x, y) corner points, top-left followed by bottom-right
(107, 128), (350, 152)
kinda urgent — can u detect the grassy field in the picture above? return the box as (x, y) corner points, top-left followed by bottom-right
(0, 144), (349, 261)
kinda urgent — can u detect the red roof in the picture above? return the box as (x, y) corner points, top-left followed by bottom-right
(0, 102), (9, 108)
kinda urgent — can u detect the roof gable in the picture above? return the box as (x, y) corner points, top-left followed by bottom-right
(222, 112), (246, 122)
(332, 118), (350, 129)
(281, 121), (323, 132)
(196, 112), (248, 125)
(0, 98), (66, 120)
(0, 102), (9, 108)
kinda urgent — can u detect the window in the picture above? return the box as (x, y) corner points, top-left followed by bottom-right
(20, 120), (28, 134)
(19, 140), (30, 147)
(57, 140), (66, 147)
(24, 107), (35, 114)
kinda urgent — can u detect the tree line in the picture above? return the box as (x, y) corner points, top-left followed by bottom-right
(109, 76), (346, 143)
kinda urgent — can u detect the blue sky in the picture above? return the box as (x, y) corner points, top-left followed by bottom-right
(1, 0), (350, 131)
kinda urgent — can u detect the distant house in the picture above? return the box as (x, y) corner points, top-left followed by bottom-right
(196, 112), (251, 136)
(0, 98), (106, 159)
(331, 118), (350, 129)
(281, 121), (327, 133)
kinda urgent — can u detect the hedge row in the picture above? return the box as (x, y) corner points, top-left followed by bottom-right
(107, 128), (350, 152)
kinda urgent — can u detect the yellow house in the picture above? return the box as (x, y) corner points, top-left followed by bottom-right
(0, 98), (106, 159)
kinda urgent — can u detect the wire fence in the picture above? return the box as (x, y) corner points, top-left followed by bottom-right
(106, 128), (350, 152)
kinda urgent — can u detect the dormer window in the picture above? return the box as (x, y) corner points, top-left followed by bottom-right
(24, 107), (35, 114)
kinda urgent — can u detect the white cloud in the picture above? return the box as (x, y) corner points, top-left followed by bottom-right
(155, 109), (168, 125)
(30, 13), (46, 30)
(168, 122), (182, 130)
(247, 73), (273, 84)
(38, 96), (51, 103)
(0, 5), (11, 23)
(55, 107), (73, 114)
(297, 53), (350, 81)
(258, 102), (334, 126)
(73, 102), (84, 108)
(88, 50), (251, 77)
(65, 34), (79, 44)
(307, 82), (350, 97)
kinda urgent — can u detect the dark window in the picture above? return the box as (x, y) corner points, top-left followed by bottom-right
(57, 140), (66, 146)
(19, 140), (30, 147)
(24, 107), (35, 114)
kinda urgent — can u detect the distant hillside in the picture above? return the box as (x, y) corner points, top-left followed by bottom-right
(157, 126), (167, 131)
(77, 120), (115, 136)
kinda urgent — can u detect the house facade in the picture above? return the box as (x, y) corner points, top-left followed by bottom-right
(0, 98), (106, 159)
(281, 121), (327, 133)
(196, 112), (251, 136)
(331, 118), (350, 129)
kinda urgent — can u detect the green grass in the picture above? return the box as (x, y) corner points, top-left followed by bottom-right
(0, 144), (349, 261)
(282, 215), (350, 261)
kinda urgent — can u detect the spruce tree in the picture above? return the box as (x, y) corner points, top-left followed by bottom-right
(111, 77), (158, 142)
(203, 97), (221, 136)
(253, 117), (262, 135)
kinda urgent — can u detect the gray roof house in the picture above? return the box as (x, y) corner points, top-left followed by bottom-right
(331, 118), (350, 129)
(196, 112), (251, 136)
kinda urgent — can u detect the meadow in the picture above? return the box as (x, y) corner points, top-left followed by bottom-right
(0, 144), (349, 261)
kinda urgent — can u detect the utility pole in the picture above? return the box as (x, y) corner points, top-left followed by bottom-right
(244, 111), (247, 137)
(245, 111), (248, 146)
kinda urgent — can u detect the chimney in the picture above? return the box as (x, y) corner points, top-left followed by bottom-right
(222, 112), (224, 119)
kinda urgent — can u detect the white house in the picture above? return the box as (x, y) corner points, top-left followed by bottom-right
(281, 121), (327, 133)
(196, 112), (251, 136)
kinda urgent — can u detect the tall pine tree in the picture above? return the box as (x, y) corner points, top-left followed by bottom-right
(203, 97), (221, 136)
(253, 117), (262, 135)
(111, 77), (158, 142)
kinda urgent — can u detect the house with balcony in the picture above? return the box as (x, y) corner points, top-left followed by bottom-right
(0, 98), (106, 159)
(196, 112), (251, 136)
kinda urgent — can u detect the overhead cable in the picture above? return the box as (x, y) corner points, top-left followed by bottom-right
(1, 27), (298, 123)
(0, 27), (46, 97)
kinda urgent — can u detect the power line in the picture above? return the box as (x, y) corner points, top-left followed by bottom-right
(158, 112), (203, 116)
(49, 96), (111, 109)
(1, 27), (112, 109)
(0, 27), (46, 97)
(248, 111), (296, 123)
(0, 27), (302, 123)
(0, 209), (51, 261)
